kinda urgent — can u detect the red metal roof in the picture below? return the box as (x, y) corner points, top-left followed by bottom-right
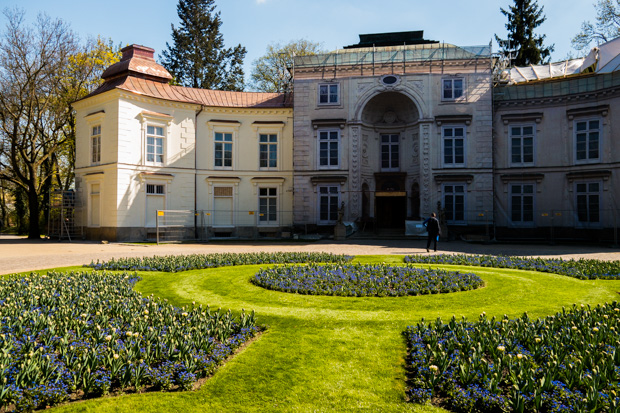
(84, 44), (292, 109)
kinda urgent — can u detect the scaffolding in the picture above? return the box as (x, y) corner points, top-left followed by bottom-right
(48, 190), (82, 241)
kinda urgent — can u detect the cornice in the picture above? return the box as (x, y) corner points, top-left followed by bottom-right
(494, 85), (620, 109)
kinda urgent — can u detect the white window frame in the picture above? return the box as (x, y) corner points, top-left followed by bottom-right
(258, 187), (278, 225)
(574, 118), (601, 164)
(146, 125), (165, 164)
(317, 129), (340, 169)
(380, 134), (400, 172)
(317, 184), (340, 224)
(509, 183), (535, 226)
(509, 124), (535, 166)
(442, 183), (466, 224)
(575, 181), (601, 227)
(441, 77), (465, 102)
(91, 125), (101, 165)
(318, 83), (340, 106)
(442, 126), (466, 167)
(259, 133), (278, 169)
(139, 112), (172, 167)
(214, 131), (234, 169)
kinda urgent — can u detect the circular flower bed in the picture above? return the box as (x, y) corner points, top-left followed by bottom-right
(252, 263), (483, 297)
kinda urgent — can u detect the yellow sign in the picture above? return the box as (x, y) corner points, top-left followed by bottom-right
(541, 213), (549, 217)
(555, 212), (562, 216)
(249, 211), (254, 215)
(157, 211), (165, 216)
(478, 213), (484, 217)
(206, 213), (211, 216)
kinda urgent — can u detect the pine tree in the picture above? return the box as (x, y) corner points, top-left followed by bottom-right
(161, 0), (246, 91)
(495, 0), (554, 66)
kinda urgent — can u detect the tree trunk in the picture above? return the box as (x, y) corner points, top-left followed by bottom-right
(27, 184), (41, 239)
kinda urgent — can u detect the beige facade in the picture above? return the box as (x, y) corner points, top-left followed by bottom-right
(292, 38), (494, 235)
(494, 71), (620, 241)
(73, 45), (293, 241)
(72, 36), (619, 243)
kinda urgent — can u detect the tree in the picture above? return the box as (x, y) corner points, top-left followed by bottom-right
(161, 0), (247, 91)
(0, 9), (119, 238)
(250, 39), (324, 93)
(495, 0), (554, 66)
(572, 0), (620, 52)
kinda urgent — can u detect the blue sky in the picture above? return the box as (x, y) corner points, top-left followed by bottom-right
(0, 0), (599, 86)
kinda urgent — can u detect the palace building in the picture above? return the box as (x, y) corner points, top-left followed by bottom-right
(72, 32), (620, 242)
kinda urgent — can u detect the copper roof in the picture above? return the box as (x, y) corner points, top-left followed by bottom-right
(83, 44), (292, 109)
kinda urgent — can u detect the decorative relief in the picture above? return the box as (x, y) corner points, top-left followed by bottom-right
(421, 124), (431, 214)
(407, 80), (424, 93)
(362, 134), (369, 167)
(350, 126), (360, 220)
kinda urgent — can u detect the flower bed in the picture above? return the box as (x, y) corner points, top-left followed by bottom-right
(252, 263), (483, 297)
(0, 271), (258, 411)
(405, 303), (620, 412)
(404, 254), (620, 280)
(86, 252), (353, 273)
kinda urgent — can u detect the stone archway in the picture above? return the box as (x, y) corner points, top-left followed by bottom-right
(358, 91), (421, 230)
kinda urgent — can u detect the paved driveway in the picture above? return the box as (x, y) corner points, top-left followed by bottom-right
(0, 234), (618, 275)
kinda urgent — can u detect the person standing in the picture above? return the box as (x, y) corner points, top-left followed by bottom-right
(423, 212), (441, 252)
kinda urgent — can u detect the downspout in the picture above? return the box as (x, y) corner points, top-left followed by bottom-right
(194, 104), (204, 240)
(490, 40), (497, 242)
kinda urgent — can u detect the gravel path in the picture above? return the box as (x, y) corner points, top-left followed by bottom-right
(0, 234), (618, 275)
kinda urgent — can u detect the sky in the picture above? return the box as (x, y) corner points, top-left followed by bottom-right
(0, 0), (599, 87)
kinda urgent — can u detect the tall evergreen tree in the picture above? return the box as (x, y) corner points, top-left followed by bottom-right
(161, 0), (246, 91)
(495, 0), (554, 66)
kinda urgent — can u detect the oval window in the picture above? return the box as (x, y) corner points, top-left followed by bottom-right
(382, 75), (398, 85)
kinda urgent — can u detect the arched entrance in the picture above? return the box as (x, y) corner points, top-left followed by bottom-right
(360, 91), (420, 230)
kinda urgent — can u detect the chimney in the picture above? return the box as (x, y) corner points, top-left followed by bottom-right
(121, 45), (155, 61)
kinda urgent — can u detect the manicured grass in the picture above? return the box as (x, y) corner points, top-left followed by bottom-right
(47, 258), (620, 412)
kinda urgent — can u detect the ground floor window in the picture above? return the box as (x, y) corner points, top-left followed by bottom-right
(259, 187), (277, 224)
(510, 183), (534, 224)
(318, 185), (339, 224)
(443, 184), (465, 223)
(576, 181), (600, 225)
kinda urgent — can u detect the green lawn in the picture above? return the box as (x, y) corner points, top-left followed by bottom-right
(50, 257), (620, 412)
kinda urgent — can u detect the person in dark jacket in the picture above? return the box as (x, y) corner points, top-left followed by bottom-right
(423, 212), (441, 252)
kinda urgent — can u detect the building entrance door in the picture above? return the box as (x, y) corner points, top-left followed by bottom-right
(375, 194), (407, 229)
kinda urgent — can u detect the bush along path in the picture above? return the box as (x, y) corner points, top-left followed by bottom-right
(28, 254), (620, 412)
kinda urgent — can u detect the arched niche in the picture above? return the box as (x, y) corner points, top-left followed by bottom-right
(361, 92), (420, 126)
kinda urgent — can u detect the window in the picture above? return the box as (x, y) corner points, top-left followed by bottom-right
(510, 184), (534, 224)
(318, 129), (340, 168)
(443, 184), (465, 223)
(146, 125), (164, 164)
(576, 182), (600, 224)
(442, 78), (464, 101)
(214, 132), (233, 168)
(91, 125), (101, 164)
(318, 185), (340, 223)
(318, 83), (339, 105)
(146, 184), (165, 195)
(381, 134), (399, 171)
(259, 134), (277, 168)
(443, 126), (465, 166)
(259, 187), (277, 224)
(575, 119), (600, 162)
(510, 125), (534, 165)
